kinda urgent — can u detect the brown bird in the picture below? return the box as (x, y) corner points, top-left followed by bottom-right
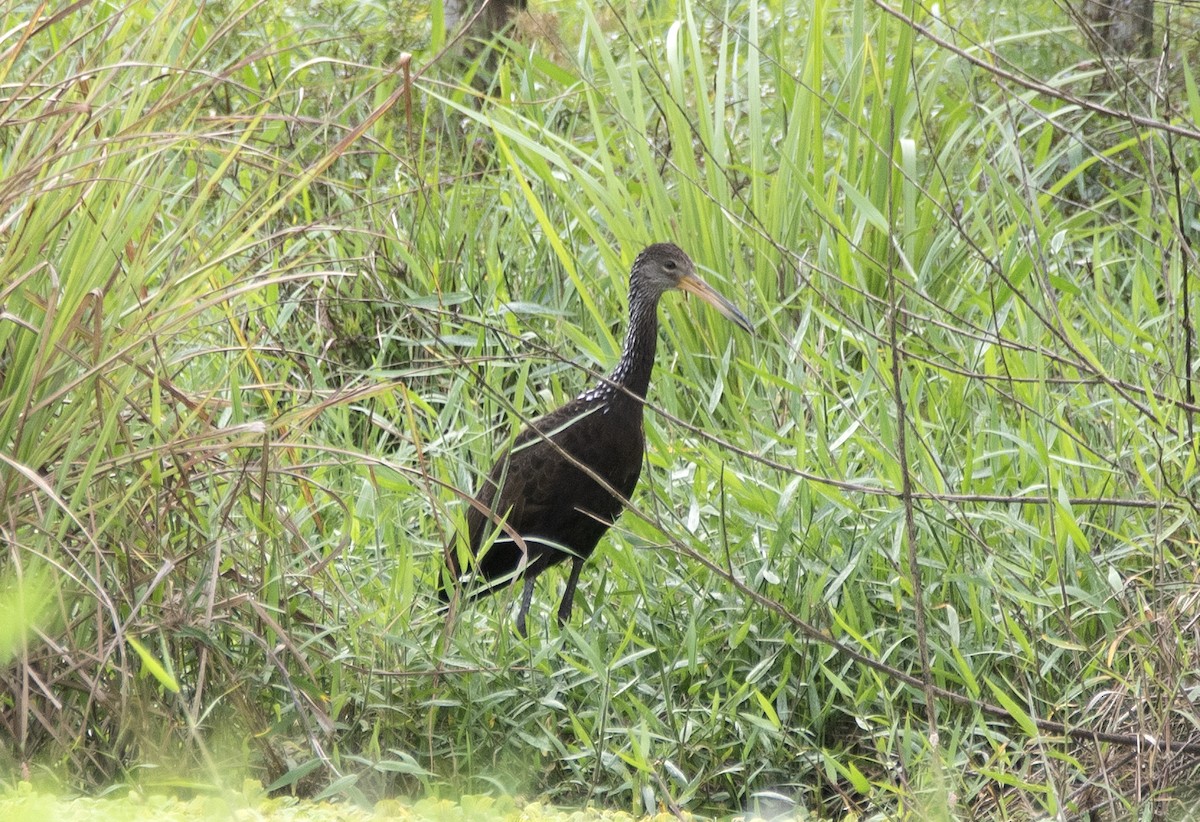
(442, 243), (753, 636)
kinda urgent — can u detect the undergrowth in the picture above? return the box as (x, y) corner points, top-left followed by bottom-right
(1, 0), (1198, 818)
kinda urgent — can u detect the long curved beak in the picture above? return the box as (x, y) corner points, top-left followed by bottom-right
(678, 273), (754, 334)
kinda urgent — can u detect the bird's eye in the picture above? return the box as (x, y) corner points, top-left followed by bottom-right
(664, 260), (677, 270)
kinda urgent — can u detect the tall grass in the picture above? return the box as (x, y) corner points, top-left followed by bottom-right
(1, 0), (1198, 818)
(0, 0), (413, 794)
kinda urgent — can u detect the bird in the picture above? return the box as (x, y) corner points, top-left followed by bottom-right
(441, 242), (753, 636)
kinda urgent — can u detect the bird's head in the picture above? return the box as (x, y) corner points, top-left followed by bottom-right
(631, 242), (754, 333)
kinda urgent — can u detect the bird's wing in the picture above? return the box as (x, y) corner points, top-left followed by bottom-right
(505, 402), (610, 530)
(479, 402), (641, 536)
(459, 399), (645, 589)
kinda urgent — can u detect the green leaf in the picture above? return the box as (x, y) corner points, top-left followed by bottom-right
(126, 635), (180, 694)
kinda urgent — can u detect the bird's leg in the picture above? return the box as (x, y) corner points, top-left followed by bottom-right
(515, 570), (537, 638)
(556, 557), (584, 627)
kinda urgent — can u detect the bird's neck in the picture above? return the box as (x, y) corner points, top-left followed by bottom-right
(587, 287), (659, 402)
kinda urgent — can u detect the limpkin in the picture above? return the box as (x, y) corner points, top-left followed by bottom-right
(441, 243), (753, 636)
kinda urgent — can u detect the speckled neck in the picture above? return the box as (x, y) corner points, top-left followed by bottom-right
(579, 279), (660, 403)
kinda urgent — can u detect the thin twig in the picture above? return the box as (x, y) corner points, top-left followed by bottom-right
(885, 111), (939, 736)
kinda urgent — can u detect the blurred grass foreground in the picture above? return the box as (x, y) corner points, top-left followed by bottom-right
(1, 0), (1199, 818)
(0, 779), (695, 822)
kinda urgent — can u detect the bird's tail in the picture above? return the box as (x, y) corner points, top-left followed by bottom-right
(437, 551), (525, 612)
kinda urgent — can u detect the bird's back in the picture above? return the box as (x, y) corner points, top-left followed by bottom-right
(464, 393), (645, 583)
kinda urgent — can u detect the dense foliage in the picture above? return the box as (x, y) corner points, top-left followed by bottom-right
(1, 0), (1198, 818)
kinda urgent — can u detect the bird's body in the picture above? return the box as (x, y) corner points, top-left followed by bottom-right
(442, 243), (752, 635)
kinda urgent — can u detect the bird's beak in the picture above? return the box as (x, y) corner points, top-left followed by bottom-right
(678, 273), (754, 334)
